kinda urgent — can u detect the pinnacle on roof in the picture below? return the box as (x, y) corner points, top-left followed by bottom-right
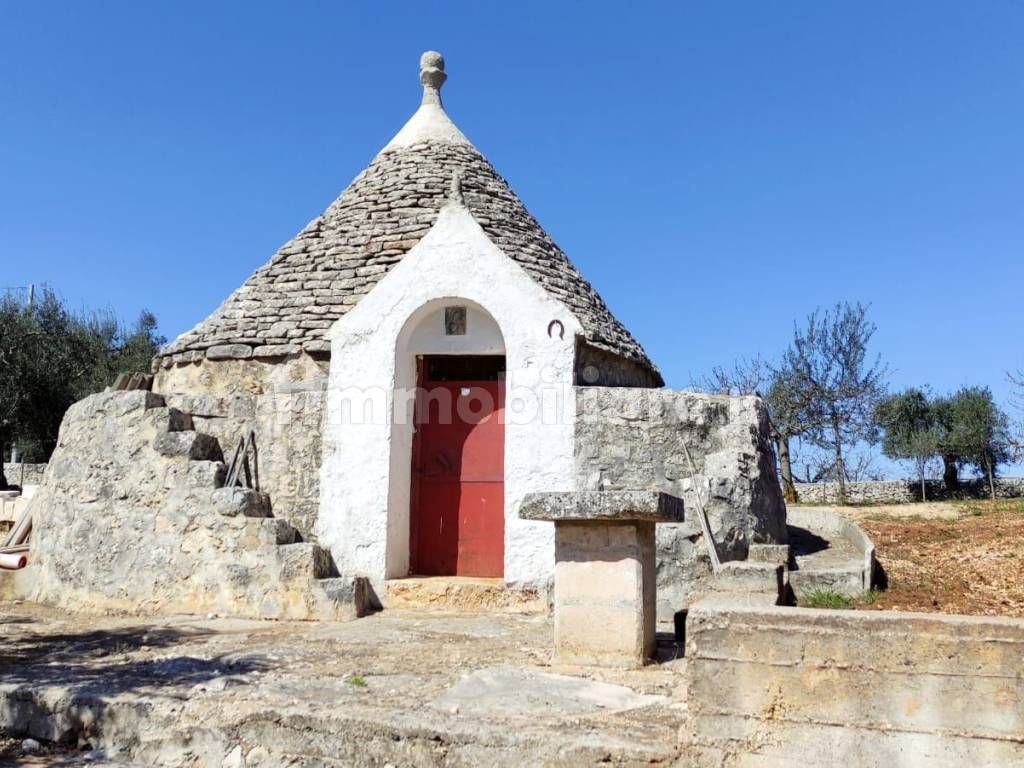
(383, 50), (470, 151)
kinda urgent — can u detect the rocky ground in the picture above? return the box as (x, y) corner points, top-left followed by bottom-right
(0, 602), (688, 767)
(803, 497), (1024, 617)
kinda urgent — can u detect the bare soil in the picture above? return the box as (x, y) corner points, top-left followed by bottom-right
(820, 498), (1024, 617)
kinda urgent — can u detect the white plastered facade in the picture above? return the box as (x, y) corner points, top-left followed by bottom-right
(317, 201), (581, 590)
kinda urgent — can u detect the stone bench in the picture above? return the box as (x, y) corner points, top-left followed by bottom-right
(520, 491), (684, 668)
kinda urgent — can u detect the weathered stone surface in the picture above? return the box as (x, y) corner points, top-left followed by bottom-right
(1, 463), (47, 487)
(787, 506), (875, 597)
(11, 391), (362, 621)
(205, 344), (253, 361)
(685, 596), (1024, 766)
(709, 562), (784, 600)
(574, 388), (787, 618)
(519, 490), (684, 522)
(210, 487), (271, 518)
(158, 359), (328, 540)
(0, 604), (685, 765)
(553, 521), (657, 668)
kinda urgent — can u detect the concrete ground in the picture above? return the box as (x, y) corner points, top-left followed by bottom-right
(0, 601), (688, 767)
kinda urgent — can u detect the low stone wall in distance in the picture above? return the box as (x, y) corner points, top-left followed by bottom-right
(2, 463), (47, 488)
(685, 596), (1024, 766)
(794, 477), (1024, 505)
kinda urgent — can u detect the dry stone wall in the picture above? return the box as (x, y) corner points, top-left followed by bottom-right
(795, 477), (1024, 504)
(155, 356), (327, 539)
(16, 390), (359, 620)
(574, 388), (787, 618)
(2, 463), (46, 487)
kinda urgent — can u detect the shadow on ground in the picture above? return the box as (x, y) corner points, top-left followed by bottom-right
(0, 621), (271, 763)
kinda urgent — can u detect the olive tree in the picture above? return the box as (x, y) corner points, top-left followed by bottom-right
(0, 287), (164, 488)
(941, 386), (1013, 500)
(875, 388), (940, 500)
(782, 302), (888, 505)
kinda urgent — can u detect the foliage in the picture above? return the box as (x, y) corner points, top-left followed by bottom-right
(0, 287), (164, 485)
(344, 674), (367, 687)
(875, 388), (942, 499)
(782, 302), (888, 504)
(936, 386), (1013, 499)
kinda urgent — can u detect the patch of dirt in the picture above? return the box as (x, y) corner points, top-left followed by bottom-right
(796, 501), (961, 521)
(850, 498), (1024, 617)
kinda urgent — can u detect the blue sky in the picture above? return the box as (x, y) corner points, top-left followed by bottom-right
(2, 3), (1022, 477)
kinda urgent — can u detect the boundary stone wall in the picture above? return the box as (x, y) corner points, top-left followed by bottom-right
(685, 595), (1024, 766)
(2, 463), (47, 487)
(794, 477), (1024, 505)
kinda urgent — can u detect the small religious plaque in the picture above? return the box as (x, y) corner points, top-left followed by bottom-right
(445, 305), (467, 336)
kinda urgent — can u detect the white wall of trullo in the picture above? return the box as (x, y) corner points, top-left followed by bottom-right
(318, 201), (581, 590)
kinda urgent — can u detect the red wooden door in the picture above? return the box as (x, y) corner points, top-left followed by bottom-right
(411, 360), (505, 578)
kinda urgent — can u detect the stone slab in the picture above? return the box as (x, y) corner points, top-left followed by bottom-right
(519, 490), (684, 523)
(0, 602), (684, 765)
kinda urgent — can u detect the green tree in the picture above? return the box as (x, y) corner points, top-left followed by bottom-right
(875, 388), (940, 500)
(782, 302), (888, 505)
(941, 386), (1012, 500)
(0, 287), (165, 488)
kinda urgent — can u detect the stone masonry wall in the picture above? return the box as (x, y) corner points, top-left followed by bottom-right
(795, 477), (1024, 505)
(2, 463), (47, 487)
(575, 388), (787, 617)
(154, 355), (327, 539)
(14, 390), (352, 619)
(685, 597), (1024, 766)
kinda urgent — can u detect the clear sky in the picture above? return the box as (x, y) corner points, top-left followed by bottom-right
(2, 3), (1022, 476)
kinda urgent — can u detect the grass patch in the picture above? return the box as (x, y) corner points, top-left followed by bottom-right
(799, 590), (853, 609)
(344, 675), (367, 687)
(799, 588), (882, 609)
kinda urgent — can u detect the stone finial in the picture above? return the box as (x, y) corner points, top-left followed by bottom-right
(419, 51), (447, 106)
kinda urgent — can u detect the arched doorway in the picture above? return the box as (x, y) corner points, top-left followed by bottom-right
(393, 300), (507, 579)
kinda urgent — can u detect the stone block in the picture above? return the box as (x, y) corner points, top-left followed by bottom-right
(153, 431), (223, 461)
(747, 543), (789, 566)
(521, 490), (684, 523)
(316, 576), (372, 619)
(210, 488), (272, 518)
(206, 344), (253, 361)
(552, 520), (656, 668)
(711, 562), (784, 599)
(278, 543), (336, 580)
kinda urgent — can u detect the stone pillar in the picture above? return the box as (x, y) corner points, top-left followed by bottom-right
(520, 491), (684, 668)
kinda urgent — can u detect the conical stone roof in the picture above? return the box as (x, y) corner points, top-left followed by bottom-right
(158, 52), (658, 379)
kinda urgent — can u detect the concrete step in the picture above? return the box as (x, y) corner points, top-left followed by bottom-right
(210, 487), (272, 518)
(747, 543), (789, 566)
(710, 562), (785, 602)
(383, 576), (547, 613)
(278, 542), (337, 580)
(153, 430), (223, 462)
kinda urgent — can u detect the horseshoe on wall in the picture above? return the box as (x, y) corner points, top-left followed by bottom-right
(547, 319), (565, 340)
